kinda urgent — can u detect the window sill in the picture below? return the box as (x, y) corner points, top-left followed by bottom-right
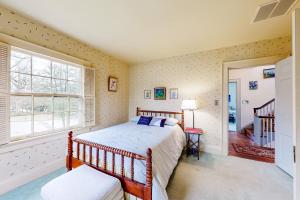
(0, 126), (91, 154)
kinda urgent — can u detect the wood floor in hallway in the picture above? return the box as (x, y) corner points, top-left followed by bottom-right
(228, 131), (274, 163)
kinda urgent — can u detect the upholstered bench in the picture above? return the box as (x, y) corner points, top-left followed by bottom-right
(41, 165), (124, 200)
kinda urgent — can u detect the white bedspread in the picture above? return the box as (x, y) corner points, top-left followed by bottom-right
(75, 122), (186, 200)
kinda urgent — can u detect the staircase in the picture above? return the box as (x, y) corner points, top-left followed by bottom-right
(245, 99), (275, 148)
(245, 124), (254, 140)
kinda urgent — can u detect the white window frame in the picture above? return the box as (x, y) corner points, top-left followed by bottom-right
(10, 47), (85, 141)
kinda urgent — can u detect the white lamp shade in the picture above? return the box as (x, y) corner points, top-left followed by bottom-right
(181, 100), (198, 110)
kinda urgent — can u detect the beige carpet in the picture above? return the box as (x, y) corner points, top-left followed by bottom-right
(166, 153), (293, 200)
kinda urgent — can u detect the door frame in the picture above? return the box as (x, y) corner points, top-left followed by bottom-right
(292, 9), (300, 200)
(228, 79), (241, 132)
(222, 55), (287, 155)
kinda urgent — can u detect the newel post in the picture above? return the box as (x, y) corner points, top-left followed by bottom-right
(145, 148), (152, 200)
(66, 131), (73, 171)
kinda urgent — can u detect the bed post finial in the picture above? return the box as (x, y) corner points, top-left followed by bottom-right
(136, 107), (140, 116)
(67, 131), (73, 171)
(145, 148), (152, 200)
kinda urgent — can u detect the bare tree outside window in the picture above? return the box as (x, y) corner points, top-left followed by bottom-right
(10, 49), (83, 139)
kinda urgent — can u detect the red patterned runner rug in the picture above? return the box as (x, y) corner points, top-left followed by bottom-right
(232, 143), (275, 163)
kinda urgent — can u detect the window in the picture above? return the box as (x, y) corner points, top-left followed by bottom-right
(10, 48), (84, 139)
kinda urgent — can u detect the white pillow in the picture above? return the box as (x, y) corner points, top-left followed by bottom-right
(165, 117), (179, 126)
(151, 117), (179, 126)
(149, 118), (166, 127)
(130, 116), (140, 122)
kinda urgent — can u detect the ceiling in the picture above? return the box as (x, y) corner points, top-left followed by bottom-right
(0, 0), (298, 64)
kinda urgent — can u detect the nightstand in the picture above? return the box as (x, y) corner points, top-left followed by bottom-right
(185, 127), (204, 160)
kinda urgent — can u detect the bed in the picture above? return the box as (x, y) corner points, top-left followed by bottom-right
(66, 107), (185, 200)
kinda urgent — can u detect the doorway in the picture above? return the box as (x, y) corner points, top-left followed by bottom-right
(227, 65), (276, 162)
(228, 80), (239, 132)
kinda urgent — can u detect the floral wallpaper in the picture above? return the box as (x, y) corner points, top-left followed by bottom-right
(0, 6), (128, 193)
(0, 7), (129, 127)
(129, 36), (291, 153)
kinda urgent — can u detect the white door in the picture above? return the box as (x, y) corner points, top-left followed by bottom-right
(275, 57), (294, 176)
(293, 9), (300, 200)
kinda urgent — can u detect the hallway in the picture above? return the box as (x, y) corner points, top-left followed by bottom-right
(228, 131), (275, 163)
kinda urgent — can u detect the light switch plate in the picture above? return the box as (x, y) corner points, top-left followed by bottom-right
(215, 100), (219, 106)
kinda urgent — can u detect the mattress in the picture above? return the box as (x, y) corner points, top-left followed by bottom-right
(75, 122), (186, 200)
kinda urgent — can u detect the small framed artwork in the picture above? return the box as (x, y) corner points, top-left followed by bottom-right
(169, 88), (178, 99)
(108, 76), (118, 92)
(249, 81), (258, 90)
(144, 90), (151, 99)
(263, 68), (275, 79)
(154, 87), (166, 100)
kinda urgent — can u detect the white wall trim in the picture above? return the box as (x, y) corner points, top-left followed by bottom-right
(201, 144), (222, 155)
(222, 55), (288, 155)
(0, 158), (65, 195)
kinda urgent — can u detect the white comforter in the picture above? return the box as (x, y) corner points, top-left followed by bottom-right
(75, 122), (186, 200)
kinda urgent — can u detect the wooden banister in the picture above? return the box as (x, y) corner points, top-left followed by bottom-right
(254, 98), (275, 117)
(257, 116), (275, 119)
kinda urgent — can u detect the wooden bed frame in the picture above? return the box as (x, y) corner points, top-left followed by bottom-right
(66, 107), (184, 200)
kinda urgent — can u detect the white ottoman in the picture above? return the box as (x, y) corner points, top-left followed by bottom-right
(41, 165), (124, 200)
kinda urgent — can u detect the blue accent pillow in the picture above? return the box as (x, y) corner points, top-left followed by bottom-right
(137, 116), (153, 125)
(160, 118), (167, 127)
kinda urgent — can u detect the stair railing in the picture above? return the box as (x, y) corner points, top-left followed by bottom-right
(253, 99), (275, 149)
(254, 98), (275, 117)
(258, 116), (275, 148)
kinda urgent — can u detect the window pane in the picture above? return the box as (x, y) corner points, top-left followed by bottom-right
(34, 114), (53, 133)
(52, 79), (66, 94)
(34, 97), (53, 113)
(10, 115), (32, 138)
(70, 97), (82, 111)
(32, 76), (51, 93)
(54, 97), (69, 112)
(32, 56), (51, 77)
(10, 95), (32, 115)
(68, 65), (81, 81)
(11, 72), (31, 92)
(67, 81), (81, 95)
(52, 62), (67, 79)
(10, 51), (31, 74)
(70, 111), (82, 127)
(54, 112), (68, 129)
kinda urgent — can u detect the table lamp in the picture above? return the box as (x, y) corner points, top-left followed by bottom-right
(181, 99), (198, 128)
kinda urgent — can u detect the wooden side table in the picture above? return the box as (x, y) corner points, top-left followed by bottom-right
(185, 127), (204, 160)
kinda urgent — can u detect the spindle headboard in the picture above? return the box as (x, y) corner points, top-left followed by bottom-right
(136, 107), (185, 130)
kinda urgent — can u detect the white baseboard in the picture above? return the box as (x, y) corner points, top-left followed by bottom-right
(0, 158), (65, 195)
(200, 144), (222, 155)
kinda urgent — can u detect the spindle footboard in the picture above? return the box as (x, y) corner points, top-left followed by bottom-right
(66, 131), (152, 200)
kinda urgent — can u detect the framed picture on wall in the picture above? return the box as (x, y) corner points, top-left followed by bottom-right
(154, 87), (166, 100)
(169, 88), (178, 99)
(249, 81), (258, 90)
(108, 76), (118, 92)
(263, 68), (275, 79)
(144, 90), (151, 99)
